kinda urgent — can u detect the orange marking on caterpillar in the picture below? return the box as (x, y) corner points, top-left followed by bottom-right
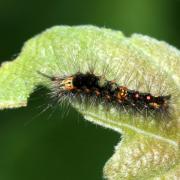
(60, 77), (75, 91)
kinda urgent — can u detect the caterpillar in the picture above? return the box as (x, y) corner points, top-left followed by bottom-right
(38, 71), (172, 120)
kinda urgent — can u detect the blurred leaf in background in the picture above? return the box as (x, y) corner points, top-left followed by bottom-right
(0, 0), (179, 180)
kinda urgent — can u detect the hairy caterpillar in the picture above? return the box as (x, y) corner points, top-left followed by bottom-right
(38, 69), (173, 120)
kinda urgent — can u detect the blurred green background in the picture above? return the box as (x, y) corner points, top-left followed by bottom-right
(0, 0), (180, 180)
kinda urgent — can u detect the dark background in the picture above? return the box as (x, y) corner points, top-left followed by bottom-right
(0, 0), (180, 180)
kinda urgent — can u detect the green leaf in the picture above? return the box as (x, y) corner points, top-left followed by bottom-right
(0, 25), (179, 179)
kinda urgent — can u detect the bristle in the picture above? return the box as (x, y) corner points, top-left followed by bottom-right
(47, 71), (172, 119)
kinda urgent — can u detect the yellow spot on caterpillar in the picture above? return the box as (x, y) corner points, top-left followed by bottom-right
(60, 77), (75, 91)
(116, 87), (127, 100)
(149, 102), (160, 109)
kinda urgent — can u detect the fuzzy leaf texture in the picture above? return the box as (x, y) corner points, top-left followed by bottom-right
(0, 26), (179, 179)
